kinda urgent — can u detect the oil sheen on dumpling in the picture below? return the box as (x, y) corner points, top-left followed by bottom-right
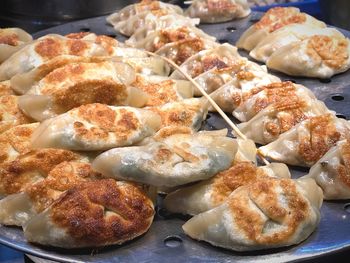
(18, 61), (150, 121)
(236, 7), (326, 51)
(0, 161), (103, 226)
(185, 0), (251, 23)
(305, 140), (350, 200)
(183, 177), (323, 251)
(0, 27), (33, 63)
(259, 114), (350, 167)
(92, 129), (237, 187)
(237, 97), (330, 145)
(164, 161), (290, 215)
(31, 103), (161, 151)
(23, 179), (155, 248)
(267, 34), (350, 78)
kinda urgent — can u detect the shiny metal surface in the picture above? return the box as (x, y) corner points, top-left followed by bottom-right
(0, 12), (350, 263)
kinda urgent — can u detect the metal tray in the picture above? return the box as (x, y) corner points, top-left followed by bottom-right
(1, 11), (350, 263)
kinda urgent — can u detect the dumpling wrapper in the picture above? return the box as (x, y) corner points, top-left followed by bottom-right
(18, 61), (150, 121)
(233, 82), (316, 122)
(259, 114), (350, 167)
(236, 7), (326, 51)
(304, 140), (350, 200)
(267, 35), (350, 78)
(250, 24), (345, 63)
(170, 43), (242, 79)
(237, 98), (330, 145)
(164, 161), (291, 215)
(185, 0), (250, 23)
(31, 104), (161, 151)
(92, 129), (238, 187)
(0, 28), (33, 63)
(0, 81), (15, 96)
(183, 177), (323, 251)
(23, 179), (155, 248)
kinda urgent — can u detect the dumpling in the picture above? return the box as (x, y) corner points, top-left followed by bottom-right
(92, 129), (238, 187)
(0, 149), (83, 197)
(18, 61), (150, 121)
(31, 103), (161, 151)
(170, 43), (242, 79)
(0, 81), (15, 96)
(0, 95), (33, 133)
(236, 7), (326, 51)
(233, 82), (316, 122)
(250, 24), (345, 63)
(0, 161), (103, 226)
(107, 0), (183, 26)
(182, 177), (323, 251)
(0, 123), (39, 164)
(0, 28), (33, 63)
(131, 74), (194, 106)
(259, 114), (350, 167)
(185, 0), (251, 23)
(126, 26), (216, 51)
(118, 56), (171, 76)
(305, 139), (350, 200)
(164, 161), (290, 215)
(267, 35), (350, 78)
(148, 98), (208, 131)
(23, 179), (155, 248)
(155, 37), (219, 65)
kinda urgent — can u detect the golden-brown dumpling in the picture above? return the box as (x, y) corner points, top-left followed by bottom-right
(185, 0), (251, 23)
(31, 104), (161, 151)
(236, 7), (326, 51)
(164, 161), (290, 215)
(259, 114), (350, 166)
(0, 28), (32, 63)
(183, 177), (323, 251)
(23, 179), (155, 248)
(0, 81), (15, 96)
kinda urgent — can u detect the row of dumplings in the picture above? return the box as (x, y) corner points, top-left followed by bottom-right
(237, 7), (350, 78)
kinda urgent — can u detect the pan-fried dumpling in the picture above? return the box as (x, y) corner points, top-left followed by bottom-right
(238, 97), (330, 145)
(250, 25), (345, 63)
(0, 81), (15, 96)
(237, 7), (326, 51)
(0, 28), (33, 63)
(305, 139), (350, 200)
(259, 114), (350, 167)
(93, 129), (237, 187)
(164, 161), (290, 215)
(132, 74), (194, 106)
(209, 71), (280, 112)
(18, 61), (150, 121)
(23, 179), (155, 248)
(31, 104), (161, 151)
(148, 98), (207, 131)
(107, 0), (183, 26)
(233, 82), (316, 122)
(185, 0), (251, 23)
(171, 43), (241, 79)
(0, 161), (103, 226)
(267, 35), (350, 78)
(0, 149), (83, 197)
(0, 123), (39, 164)
(0, 95), (33, 133)
(126, 26), (216, 51)
(119, 56), (171, 76)
(183, 177), (323, 251)
(155, 37), (219, 65)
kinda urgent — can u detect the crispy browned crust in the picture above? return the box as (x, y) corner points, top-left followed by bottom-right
(228, 178), (309, 244)
(0, 32), (19, 46)
(73, 104), (140, 141)
(152, 27), (193, 51)
(0, 149), (81, 195)
(0, 81), (15, 96)
(298, 114), (341, 163)
(207, 0), (238, 14)
(254, 7), (306, 32)
(0, 123), (39, 164)
(50, 179), (155, 247)
(135, 0), (161, 12)
(65, 32), (91, 39)
(168, 38), (206, 65)
(306, 35), (349, 69)
(0, 95), (32, 133)
(338, 140), (350, 187)
(26, 161), (103, 213)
